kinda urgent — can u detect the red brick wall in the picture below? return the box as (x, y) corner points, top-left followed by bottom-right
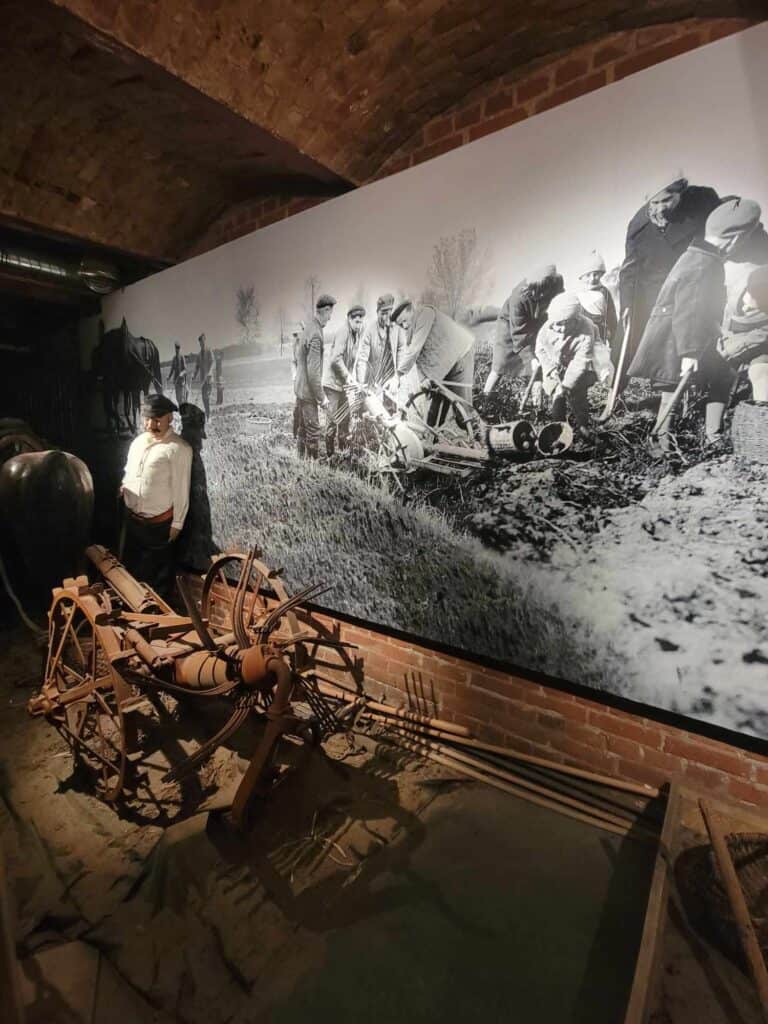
(375, 16), (756, 177)
(186, 16), (758, 256)
(317, 617), (768, 810)
(191, 574), (768, 810)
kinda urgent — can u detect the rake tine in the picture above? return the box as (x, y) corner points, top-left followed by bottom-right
(162, 705), (251, 783)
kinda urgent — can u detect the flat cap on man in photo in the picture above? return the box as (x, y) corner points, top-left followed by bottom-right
(376, 293), (395, 311)
(644, 175), (688, 201)
(706, 197), (762, 240)
(348, 304), (366, 317)
(390, 300), (412, 323)
(528, 264), (558, 284)
(316, 294), (336, 309)
(547, 292), (582, 321)
(143, 394), (178, 417)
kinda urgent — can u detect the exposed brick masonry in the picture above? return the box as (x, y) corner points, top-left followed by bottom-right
(193, 576), (768, 810)
(314, 617), (768, 810)
(187, 17), (757, 256)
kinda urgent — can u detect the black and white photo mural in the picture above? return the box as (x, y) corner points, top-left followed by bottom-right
(100, 24), (768, 739)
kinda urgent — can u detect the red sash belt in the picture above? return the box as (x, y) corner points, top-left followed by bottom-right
(128, 506), (173, 524)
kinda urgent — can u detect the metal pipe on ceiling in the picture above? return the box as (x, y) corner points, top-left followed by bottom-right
(0, 246), (120, 295)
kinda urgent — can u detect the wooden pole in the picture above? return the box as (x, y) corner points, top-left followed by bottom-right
(362, 710), (659, 799)
(385, 728), (656, 837)
(389, 734), (656, 843)
(623, 781), (683, 1023)
(699, 799), (768, 1022)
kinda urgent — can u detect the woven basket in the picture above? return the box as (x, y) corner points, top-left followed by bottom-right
(675, 833), (768, 973)
(731, 401), (768, 464)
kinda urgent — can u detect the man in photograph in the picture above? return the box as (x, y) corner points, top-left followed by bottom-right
(534, 293), (598, 436)
(192, 333), (214, 418)
(120, 393), (192, 600)
(629, 197), (762, 450)
(483, 265), (564, 395)
(391, 299), (475, 427)
(323, 304), (366, 456)
(290, 325), (303, 438)
(294, 294), (335, 458)
(167, 342), (188, 407)
(719, 266), (768, 405)
(576, 251), (618, 356)
(356, 293), (398, 395)
(618, 176), (721, 388)
(214, 349), (224, 407)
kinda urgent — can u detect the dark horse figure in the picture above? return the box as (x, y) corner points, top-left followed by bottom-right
(94, 318), (163, 433)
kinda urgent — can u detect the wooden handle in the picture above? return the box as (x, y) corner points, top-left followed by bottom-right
(699, 799), (768, 1022)
(519, 364), (542, 411)
(651, 365), (694, 437)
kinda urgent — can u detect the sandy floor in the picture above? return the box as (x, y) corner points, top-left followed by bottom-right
(0, 622), (657, 1024)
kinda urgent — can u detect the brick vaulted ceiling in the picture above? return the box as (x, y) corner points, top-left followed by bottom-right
(1, 0), (763, 277)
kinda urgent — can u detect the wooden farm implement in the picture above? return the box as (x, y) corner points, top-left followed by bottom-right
(356, 376), (569, 487)
(28, 545), (359, 828)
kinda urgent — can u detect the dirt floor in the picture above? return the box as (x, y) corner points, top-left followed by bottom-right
(0, 622), (658, 1024)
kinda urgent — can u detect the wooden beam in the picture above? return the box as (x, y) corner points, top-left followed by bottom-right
(623, 779), (681, 1023)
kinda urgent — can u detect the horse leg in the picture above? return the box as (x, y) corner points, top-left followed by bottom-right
(105, 387), (120, 434)
(123, 390), (133, 434)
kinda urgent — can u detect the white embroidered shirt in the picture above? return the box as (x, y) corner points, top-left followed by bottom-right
(121, 428), (193, 530)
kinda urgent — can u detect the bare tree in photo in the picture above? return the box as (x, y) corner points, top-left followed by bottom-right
(304, 275), (321, 322)
(426, 227), (493, 320)
(350, 281), (370, 313)
(235, 285), (260, 345)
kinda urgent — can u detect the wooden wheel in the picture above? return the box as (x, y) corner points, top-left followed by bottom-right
(200, 552), (300, 644)
(200, 552), (363, 733)
(43, 591), (129, 801)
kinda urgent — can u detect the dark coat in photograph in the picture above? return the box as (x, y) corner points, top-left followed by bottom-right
(492, 273), (564, 375)
(628, 242), (726, 386)
(618, 185), (721, 343)
(398, 305), (475, 382)
(356, 320), (399, 389)
(294, 316), (326, 404)
(322, 322), (362, 391)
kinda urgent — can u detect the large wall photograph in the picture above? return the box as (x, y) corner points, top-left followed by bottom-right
(100, 24), (768, 739)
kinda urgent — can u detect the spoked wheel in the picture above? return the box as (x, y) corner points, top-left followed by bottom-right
(290, 605), (364, 734)
(405, 381), (481, 446)
(200, 552), (301, 644)
(200, 552), (361, 736)
(370, 427), (410, 493)
(43, 592), (129, 801)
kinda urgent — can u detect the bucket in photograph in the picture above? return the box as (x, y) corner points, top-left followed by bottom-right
(537, 421), (573, 456)
(240, 417), (272, 437)
(487, 420), (536, 456)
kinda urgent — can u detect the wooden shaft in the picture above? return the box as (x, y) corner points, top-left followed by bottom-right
(316, 680), (471, 737)
(519, 364), (542, 411)
(699, 799), (768, 1021)
(478, 747), (653, 817)
(392, 736), (654, 843)
(363, 711), (659, 798)
(651, 366), (695, 437)
(386, 728), (651, 834)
